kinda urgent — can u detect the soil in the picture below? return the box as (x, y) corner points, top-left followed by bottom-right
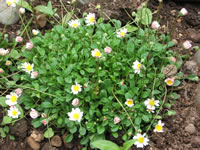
(1, 0), (200, 149)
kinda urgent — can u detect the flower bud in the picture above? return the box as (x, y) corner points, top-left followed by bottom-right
(15, 88), (22, 96)
(42, 119), (47, 126)
(72, 98), (79, 106)
(152, 21), (160, 30)
(104, 46), (112, 54)
(41, 113), (47, 118)
(32, 29), (39, 36)
(16, 36), (23, 43)
(0, 68), (4, 73)
(114, 116), (120, 124)
(19, 8), (25, 14)
(183, 40), (192, 49)
(31, 71), (38, 78)
(30, 108), (39, 119)
(179, 8), (188, 16)
(26, 41), (34, 50)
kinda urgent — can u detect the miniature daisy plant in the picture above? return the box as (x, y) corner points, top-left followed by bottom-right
(0, 6), (185, 148)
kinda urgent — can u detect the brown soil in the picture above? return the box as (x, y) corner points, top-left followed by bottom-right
(1, 0), (200, 149)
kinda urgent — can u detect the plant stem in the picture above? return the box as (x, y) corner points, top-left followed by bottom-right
(112, 89), (137, 131)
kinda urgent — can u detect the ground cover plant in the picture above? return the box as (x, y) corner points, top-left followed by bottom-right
(1, 1), (195, 149)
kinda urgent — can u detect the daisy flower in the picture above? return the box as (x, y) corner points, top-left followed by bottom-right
(26, 41), (34, 50)
(183, 40), (192, 49)
(32, 29), (39, 36)
(117, 28), (127, 38)
(132, 60), (143, 74)
(151, 21), (160, 30)
(91, 48), (102, 58)
(8, 106), (21, 118)
(133, 133), (149, 148)
(68, 19), (81, 28)
(0, 48), (9, 56)
(125, 99), (134, 107)
(16, 36), (23, 43)
(71, 82), (82, 95)
(6, 92), (19, 106)
(31, 71), (38, 78)
(68, 108), (83, 122)
(85, 13), (96, 26)
(19, 7), (25, 14)
(154, 120), (164, 132)
(144, 98), (159, 111)
(21, 62), (34, 74)
(165, 78), (175, 86)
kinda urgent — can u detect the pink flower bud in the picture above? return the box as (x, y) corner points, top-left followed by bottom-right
(42, 120), (47, 126)
(104, 46), (112, 54)
(16, 36), (23, 43)
(170, 57), (176, 62)
(41, 113), (47, 118)
(72, 98), (79, 106)
(183, 40), (192, 49)
(30, 108), (38, 119)
(26, 41), (34, 50)
(15, 88), (22, 96)
(152, 21), (160, 30)
(0, 68), (4, 73)
(114, 117), (120, 124)
(31, 71), (38, 78)
(179, 8), (188, 16)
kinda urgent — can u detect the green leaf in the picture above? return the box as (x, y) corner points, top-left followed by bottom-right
(152, 90), (161, 95)
(10, 50), (20, 59)
(80, 135), (89, 145)
(1, 116), (12, 125)
(79, 126), (86, 136)
(65, 134), (73, 143)
(123, 139), (136, 150)
(169, 93), (179, 99)
(97, 126), (105, 134)
(0, 97), (7, 107)
(34, 1), (55, 16)
(165, 110), (176, 116)
(134, 117), (141, 126)
(41, 102), (54, 108)
(137, 8), (152, 25)
(91, 140), (120, 150)
(125, 25), (138, 32)
(185, 74), (199, 81)
(173, 80), (181, 87)
(142, 115), (149, 122)
(17, 0), (32, 12)
(44, 128), (54, 138)
(9, 135), (15, 140)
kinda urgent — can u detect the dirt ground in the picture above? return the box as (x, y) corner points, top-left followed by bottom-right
(1, 0), (200, 149)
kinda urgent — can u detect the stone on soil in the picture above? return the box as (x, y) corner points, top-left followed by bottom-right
(50, 135), (62, 147)
(0, 0), (20, 25)
(193, 50), (200, 65)
(30, 130), (44, 142)
(27, 136), (40, 150)
(185, 123), (196, 134)
(183, 60), (198, 75)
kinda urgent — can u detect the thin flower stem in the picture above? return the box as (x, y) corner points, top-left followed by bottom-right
(0, 71), (22, 80)
(112, 89), (137, 131)
(146, 85), (167, 133)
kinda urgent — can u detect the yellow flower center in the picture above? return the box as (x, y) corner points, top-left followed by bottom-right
(155, 124), (162, 131)
(13, 0), (17, 3)
(138, 137), (144, 143)
(73, 113), (80, 120)
(149, 99), (155, 106)
(95, 51), (102, 57)
(73, 85), (80, 92)
(120, 32), (125, 37)
(26, 65), (32, 71)
(137, 63), (141, 70)
(72, 23), (78, 28)
(12, 110), (18, 116)
(167, 80), (172, 85)
(11, 96), (17, 103)
(127, 100), (133, 106)
(7, 1), (11, 6)
(90, 17), (95, 23)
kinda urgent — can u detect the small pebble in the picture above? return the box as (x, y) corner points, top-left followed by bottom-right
(185, 123), (196, 134)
